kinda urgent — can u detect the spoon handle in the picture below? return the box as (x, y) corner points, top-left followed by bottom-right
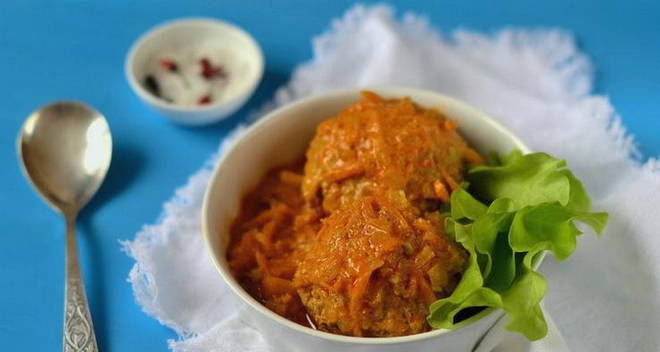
(63, 215), (98, 352)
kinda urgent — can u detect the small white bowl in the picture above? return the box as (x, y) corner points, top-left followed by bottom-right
(202, 87), (532, 352)
(125, 18), (264, 125)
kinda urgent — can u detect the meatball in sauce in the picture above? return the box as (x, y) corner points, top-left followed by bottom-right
(227, 92), (482, 337)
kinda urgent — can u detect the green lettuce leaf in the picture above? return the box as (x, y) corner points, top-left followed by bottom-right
(468, 151), (571, 209)
(427, 151), (609, 340)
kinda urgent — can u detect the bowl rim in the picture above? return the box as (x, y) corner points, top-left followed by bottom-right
(124, 17), (264, 113)
(201, 87), (532, 345)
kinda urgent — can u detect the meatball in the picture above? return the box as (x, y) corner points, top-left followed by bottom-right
(228, 92), (481, 337)
(302, 91), (482, 214)
(294, 197), (466, 337)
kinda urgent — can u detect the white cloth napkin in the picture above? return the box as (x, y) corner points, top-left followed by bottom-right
(122, 4), (660, 352)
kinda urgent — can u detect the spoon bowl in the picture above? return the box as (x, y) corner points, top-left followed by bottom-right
(18, 102), (112, 214)
(18, 101), (111, 352)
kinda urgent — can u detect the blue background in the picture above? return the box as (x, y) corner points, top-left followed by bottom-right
(1, 0), (658, 350)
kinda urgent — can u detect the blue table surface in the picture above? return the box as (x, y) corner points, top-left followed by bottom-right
(1, 0), (658, 350)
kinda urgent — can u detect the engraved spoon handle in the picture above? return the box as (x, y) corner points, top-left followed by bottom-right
(63, 214), (98, 352)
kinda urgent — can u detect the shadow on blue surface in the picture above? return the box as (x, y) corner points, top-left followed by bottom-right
(83, 143), (147, 217)
(79, 218), (111, 351)
(77, 143), (146, 351)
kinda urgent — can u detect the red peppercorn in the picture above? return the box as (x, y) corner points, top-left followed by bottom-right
(199, 57), (226, 79)
(160, 59), (178, 72)
(200, 58), (211, 69)
(198, 95), (212, 105)
(200, 58), (213, 78)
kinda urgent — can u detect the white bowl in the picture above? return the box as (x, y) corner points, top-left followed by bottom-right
(125, 18), (264, 125)
(202, 87), (531, 352)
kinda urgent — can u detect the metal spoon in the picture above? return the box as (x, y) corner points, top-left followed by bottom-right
(18, 102), (111, 352)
